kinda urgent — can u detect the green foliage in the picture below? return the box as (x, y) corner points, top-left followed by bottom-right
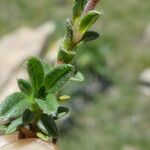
(58, 2), (101, 64)
(0, 0), (100, 142)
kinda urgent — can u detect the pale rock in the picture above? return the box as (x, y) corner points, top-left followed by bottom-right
(140, 23), (150, 46)
(0, 22), (55, 100)
(0, 138), (58, 150)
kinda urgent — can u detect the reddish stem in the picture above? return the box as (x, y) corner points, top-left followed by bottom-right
(84, 0), (100, 14)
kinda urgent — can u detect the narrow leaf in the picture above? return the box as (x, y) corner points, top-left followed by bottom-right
(17, 79), (32, 95)
(40, 114), (58, 137)
(6, 117), (23, 134)
(44, 64), (74, 93)
(27, 57), (44, 92)
(35, 94), (59, 115)
(79, 10), (101, 33)
(81, 31), (100, 42)
(0, 92), (31, 119)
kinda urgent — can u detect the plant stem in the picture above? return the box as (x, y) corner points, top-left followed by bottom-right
(84, 0), (100, 14)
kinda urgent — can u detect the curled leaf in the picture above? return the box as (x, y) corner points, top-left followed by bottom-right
(79, 10), (101, 33)
(81, 31), (100, 42)
(54, 106), (69, 120)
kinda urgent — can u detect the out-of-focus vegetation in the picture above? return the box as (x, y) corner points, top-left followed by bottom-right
(0, 0), (150, 149)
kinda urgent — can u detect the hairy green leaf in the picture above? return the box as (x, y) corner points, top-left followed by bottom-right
(40, 114), (58, 137)
(22, 109), (34, 124)
(44, 64), (74, 93)
(58, 48), (76, 64)
(70, 71), (85, 82)
(27, 57), (44, 92)
(73, 0), (88, 20)
(35, 94), (59, 115)
(62, 19), (73, 50)
(79, 10), (101, 33)
(17, 79), (32, 95)
(6, 117), (23, 134)
(81, 31), (100, 42)
(0, 92), (31, 120)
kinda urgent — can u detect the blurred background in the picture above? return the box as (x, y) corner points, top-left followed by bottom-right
(0, 0), (150, 150)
